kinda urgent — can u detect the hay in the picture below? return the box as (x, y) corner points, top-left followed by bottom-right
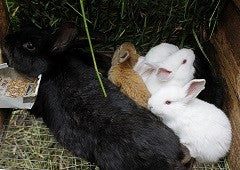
(194, 159), (230, 170)
(0, 111), (230, 170)
(0, 110), (98, 170)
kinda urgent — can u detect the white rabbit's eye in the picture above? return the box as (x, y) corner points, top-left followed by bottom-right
(23, 42), (36, 51)
(165, 100), (171, 105)
(182, 59), (187, 64)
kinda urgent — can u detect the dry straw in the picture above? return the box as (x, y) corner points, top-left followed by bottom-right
(0, 111), (230, 169)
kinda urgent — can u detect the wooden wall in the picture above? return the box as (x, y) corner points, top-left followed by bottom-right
(0, 0), (9, 136)
(211, 1), (240, 169)
(0, 0), (9, 43)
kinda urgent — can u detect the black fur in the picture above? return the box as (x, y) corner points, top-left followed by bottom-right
(3, 28), (50, 77)
(193, 47), (225, 109)
(3, 23), (186, 170)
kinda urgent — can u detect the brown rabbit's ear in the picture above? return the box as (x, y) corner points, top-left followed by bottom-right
(119, 51), (130, 63)
(51, 22), (78, 53)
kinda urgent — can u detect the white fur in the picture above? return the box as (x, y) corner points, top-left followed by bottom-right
(134, 43), (179, 82)
(145, 49), (195, 94)
(148, 80), (232, 163)
(133, 56), (152, 82)
(133, 56), (145, 71)
(145, 43), (179, 63)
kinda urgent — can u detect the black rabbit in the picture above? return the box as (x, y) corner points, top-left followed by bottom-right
(3, 23), (186, 170)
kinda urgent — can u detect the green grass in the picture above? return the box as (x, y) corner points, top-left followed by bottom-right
(79, 0), (107, 97)
(5, 0), (226, 53)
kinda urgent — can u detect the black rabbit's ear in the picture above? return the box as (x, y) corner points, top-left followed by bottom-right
(4, 32), (18, 44)
(51, 22), (78, 53)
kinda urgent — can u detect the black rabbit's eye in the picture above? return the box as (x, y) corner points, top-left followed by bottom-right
(23, 42), (36, 51)
(165, 100), (171, 105)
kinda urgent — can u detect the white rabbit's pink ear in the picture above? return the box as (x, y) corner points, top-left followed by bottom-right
(141, 66), (155, 76)
(183, 79), (206, 102)
(141, 62), (157, 76)
(145, 62), (157, 69)
(119, 51), (130, 63)
(157, 68), (172, 81)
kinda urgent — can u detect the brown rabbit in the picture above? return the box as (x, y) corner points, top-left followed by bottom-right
(108, 42), (151, 108)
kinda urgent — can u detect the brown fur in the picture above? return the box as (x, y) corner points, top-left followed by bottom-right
(108, 42), (151, 108)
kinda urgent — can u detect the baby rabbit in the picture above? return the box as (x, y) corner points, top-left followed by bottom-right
(3, 22), (187, 170)
(145, 49), (195, 94)
(145, 43), (179, 63)
(108, 42), (151, 108)
(148, 79), (232, 163)
(133, 56), (153, 82)
(134, 43), (179, 81)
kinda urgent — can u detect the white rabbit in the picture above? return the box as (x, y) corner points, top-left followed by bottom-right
(145, 48), (195, 94)
(134, 61), (154, 82)
(133, 56), (145, 71)
(134, 43), (179, 82)
(133, 56), (151, 82)
(145, 43), (179, 63)
(148, 79), (232, 163)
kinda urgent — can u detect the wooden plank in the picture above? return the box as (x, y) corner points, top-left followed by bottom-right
(0, 47), (3, 64)
(0, 0), (9, 42)
(233, 0), (240, 10)
(0, 0), (10, 135)
(0, 0), (8, 64)
(211, 1), (240, 169)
